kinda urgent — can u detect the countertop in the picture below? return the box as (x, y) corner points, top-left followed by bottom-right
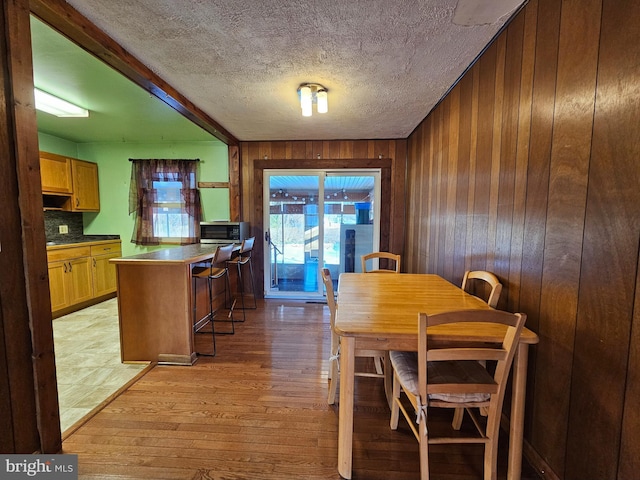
(46, 235), (121, 249)
(111, 243), (225, 266)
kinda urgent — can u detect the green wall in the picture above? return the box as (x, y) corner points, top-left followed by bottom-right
(38, 132), (229, 257)
(39, 132), (78, 157)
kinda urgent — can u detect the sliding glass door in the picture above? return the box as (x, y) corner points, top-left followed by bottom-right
(264, 169), (380, 298)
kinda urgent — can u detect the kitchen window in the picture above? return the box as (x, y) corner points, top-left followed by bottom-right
(129, 159), (201, 245)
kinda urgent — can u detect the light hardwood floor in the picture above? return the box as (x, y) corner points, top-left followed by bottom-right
(59, 299), (541, 480)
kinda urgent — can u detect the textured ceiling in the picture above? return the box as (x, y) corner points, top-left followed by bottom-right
(52, 0), (525, 142)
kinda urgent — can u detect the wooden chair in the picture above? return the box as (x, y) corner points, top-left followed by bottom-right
(321, 268), (385, 404)
(452, 270), (503, 428)
(389, 309), (526, 480)
(361, 251), (401, 273)
(461, 270), (502, 308)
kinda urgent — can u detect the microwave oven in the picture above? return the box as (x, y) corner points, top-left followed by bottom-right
(200, 221), (249, 244)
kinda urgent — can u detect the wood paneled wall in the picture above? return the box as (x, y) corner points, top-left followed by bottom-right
(404, 0), (640, 478)
(239, 140), (407, 295)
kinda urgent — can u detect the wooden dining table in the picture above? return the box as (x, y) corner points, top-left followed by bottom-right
(334, 273), (539, 480)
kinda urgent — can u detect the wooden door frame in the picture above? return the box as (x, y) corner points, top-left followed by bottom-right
(251, 158), (393, 297)
(1, 0), (61, 453)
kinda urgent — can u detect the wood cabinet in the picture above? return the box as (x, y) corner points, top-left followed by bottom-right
(47, 240), (121, 317)
(47, 245), (93, 313)
(67, 257), (94, 303)
(47, 261), (70, 312)
(40, 152), (72, 195)
(90, 242), (121, 297)
(39, 152), (100, 212)
(111, 244), (222, 365)
(71, 159), (100, 211)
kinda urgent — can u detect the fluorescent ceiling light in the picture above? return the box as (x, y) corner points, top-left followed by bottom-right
(34, 88), (89, 117)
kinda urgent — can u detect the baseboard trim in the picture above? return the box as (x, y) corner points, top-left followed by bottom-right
(500, 413), (560, 480)
(523, 440), (561, 480)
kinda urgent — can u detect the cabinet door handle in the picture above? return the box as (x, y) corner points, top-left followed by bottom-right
(76, 198), (80, 207)
(93, 258), (96, 267)
(68, 262), (72, 272)
(64, 263), (67, 273)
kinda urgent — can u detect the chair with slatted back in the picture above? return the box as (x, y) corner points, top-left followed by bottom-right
(461, 270), (502, 308)
(451, 270), (504, 429)
(321, 268), (385, 404)
(361, 251), (401, 273)
(389, 309), (526, 480)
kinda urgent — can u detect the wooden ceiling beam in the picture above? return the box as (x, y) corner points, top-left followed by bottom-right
(30, 0), (238, 146)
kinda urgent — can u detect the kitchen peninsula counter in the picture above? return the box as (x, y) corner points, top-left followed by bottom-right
(112, 244), (230, 365)
(112, 243), (221, 265)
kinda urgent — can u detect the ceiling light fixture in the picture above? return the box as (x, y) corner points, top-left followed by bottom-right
(297, 83), (328, 117)
(34, 88), (89, 117)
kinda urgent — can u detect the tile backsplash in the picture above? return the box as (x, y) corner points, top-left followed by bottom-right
(44, 211), (85, 243)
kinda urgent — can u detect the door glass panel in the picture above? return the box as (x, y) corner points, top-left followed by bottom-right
(323, 174), (376, 291)
(265, 170), (380, 298)
(267, 175), (320, 295)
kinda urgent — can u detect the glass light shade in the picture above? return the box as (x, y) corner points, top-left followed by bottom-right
(34, 88), (89, 117)
(300, 85), (312, 117)
(317, 89), (328, 113)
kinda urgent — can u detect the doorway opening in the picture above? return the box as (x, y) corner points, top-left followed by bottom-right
(263, 169), (381, 299)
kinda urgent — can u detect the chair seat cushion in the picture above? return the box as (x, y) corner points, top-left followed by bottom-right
(389, 351), (491, 403)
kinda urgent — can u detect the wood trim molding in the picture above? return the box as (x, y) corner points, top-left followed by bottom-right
(228, 145), (241, 220)
(254, 157), (393, 170)
(197, 182), (229, 188)
(501, 410), (559, 480)
(523, 439), (560, 480)
(2, 0), (61, 453)
(29, 0), (238, 146)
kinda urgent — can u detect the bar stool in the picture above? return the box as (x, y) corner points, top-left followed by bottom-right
(209, 243), (236, 334)
(191, 243), (236, 356)
(227, 236), (257, 322)
(192, 258), (216, 357)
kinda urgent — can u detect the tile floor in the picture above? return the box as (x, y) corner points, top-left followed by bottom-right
(52, 298), (149, 433)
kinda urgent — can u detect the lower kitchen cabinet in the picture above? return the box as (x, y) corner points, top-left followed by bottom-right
(48, 258), (93, 313)
(91, 242), (121, 297)
(47, 240), (121, 317)
(47, 261), (75, 312)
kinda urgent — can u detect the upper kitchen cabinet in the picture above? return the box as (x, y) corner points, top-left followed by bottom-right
(40, 151), (72, 195)
(71, 159), (100, 211)
(40, 152), (100, 212)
